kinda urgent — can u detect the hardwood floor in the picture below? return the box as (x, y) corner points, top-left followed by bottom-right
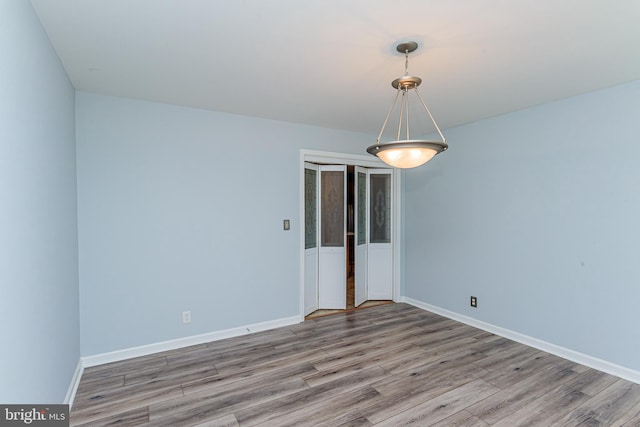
(304, 273), (395, 320)
(305, 300), (393, 320)
(71, 303), (640, 426)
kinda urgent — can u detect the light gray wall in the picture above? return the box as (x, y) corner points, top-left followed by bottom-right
(403, 80), (640, 371)
(0, 1), (79, 403)
(76, 92), (373, 356)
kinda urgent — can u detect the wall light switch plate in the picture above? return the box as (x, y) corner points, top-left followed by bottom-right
(283, 219), (290, 230)
(182, 311), (191, 323)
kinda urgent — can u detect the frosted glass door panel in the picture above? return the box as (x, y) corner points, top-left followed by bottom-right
(305, 168), (317, 249)
(321, 171), (345, 248)
(357, 172), (366, 246)
(370, 173), (391, 244)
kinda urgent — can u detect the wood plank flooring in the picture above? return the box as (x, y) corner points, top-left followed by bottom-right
(71, 303), (640, 426)
(305, 300), (393, 320)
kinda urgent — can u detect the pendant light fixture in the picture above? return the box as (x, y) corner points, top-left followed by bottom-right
(367, 41), (448, 168)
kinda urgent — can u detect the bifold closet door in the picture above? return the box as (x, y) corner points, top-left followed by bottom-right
(303, 163), (319, 316)
(368, 169), (393, 300)
(354, 166), (368, 307)
(318, 165), (347, 310)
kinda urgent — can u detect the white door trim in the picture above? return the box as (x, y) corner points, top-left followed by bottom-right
(299, 149), (402, 320)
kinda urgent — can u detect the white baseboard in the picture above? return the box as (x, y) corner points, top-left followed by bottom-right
(401, 296), (640, 385)
(64, 359), (84, 407)
(81, 315), (301, 368)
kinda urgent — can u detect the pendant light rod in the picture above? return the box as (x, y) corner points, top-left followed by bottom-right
(375, 87), (401, 144)
(414, 87), (447, 144)
(397, 90), (405, 140)
(401, 44), (412, 75)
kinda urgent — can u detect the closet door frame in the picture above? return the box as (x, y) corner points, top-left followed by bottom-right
(299, 150), (401, 319)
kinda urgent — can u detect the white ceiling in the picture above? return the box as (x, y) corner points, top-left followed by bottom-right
(30, 0), (640, 135)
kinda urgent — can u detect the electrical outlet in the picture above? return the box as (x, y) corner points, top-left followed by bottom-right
(182, 311), (191, 323)
(283, 219), (290, 230)
(470, 296), (477, 308)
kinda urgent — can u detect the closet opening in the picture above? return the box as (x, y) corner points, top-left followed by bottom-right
(304, 164), (393, 320)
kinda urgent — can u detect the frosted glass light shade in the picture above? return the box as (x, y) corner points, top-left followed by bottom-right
(377, 147), (437, 168)
(367, 140), (447, 169)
